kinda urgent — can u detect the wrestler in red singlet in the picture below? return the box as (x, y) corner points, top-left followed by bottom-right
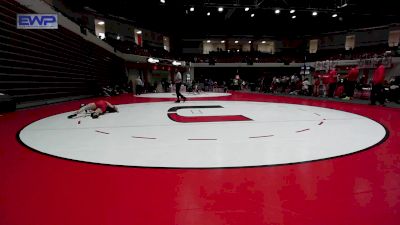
(94, 100), (108, 113)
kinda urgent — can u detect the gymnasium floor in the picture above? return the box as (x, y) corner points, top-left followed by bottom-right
(0, 91), (399, 225)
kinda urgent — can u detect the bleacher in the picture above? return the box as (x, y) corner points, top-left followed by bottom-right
(0, 0), (126, 107)
(104, 35), (176, 60)
(184, 44), (396, 64)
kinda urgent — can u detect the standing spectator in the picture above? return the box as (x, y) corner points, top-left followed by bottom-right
(209, 79), (214, 92)
(343, 66), (359, 100)
(135, 76), (144, 95)
(370, 62), (386, 106)
(327, 68), (338, 97)
(259, 76), (265, 92)
(241, 80), (247, 91)
(232, 78), (240, 91)
(281, 76), (289, 93)
(271, 76), (278, 93)
(290, 74), (299, 92)
(161, 78), (169, 92)
(223, 81), (228, 93)
(192, 79), (200, 94)
(313, 74), (321, 97)
(204, 78), (210, 91)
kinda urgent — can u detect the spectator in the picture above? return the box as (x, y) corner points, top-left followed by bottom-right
(370, 61), (386, 106)
(135, 76), (144, 95)
(301, 78), (311, 95)
(343, 66), (359, 100)
(313, 74), (321, 97)
(388, 76), (400, 104)
(327, 68), (338, 97)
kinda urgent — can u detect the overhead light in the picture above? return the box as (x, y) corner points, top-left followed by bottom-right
(245, 7), (250, 11)
(160, 0), (165, 3)
(332, 13), (338, 18)
(251, 13), (255, 17)
(290, 9), (295, 14)
(275, 9), (280, 14)
(248, 41), (252, 43)
(207, 12), (211, 16)
(337, 1), (347, 9)
(148, 58), (159, 63)
(97, 21), (105, 25)
(235, 40), (239, 43)
(172, 61), (182, 66)
(237, 50), (240, 52)
(136, 30), (142, 34)
(116, 35), (120, 40)
(206, 40), (211, 43)
(218, 7), (224, 12)
(190, 7), (194, 12)
(98, 32), (105, 39)
(312, 11), (318, 16)
(221, 40), (225, 43)
(292, 15), (296, 19)
(262, 41), (266, 44)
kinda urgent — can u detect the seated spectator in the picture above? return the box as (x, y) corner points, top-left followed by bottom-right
(388, 76), (400, 103)
(301, 78), (311, 96)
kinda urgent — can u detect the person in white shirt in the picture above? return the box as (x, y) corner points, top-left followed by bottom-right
(135, 76), (144, 95)
(174, 69), (186, 103)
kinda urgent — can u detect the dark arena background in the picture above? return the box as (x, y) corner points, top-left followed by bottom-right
(1, 0), (400, 225)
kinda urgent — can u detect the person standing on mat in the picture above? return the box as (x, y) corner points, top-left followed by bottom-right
(174, 69), (186, 103)
(67, 100), (118, 119)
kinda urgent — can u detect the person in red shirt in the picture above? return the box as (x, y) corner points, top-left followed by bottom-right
(327, 68), (338, 97)
(67, 100), (118, 119)
(343, 66), (359, 99)
(370, 62), (386, 106)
